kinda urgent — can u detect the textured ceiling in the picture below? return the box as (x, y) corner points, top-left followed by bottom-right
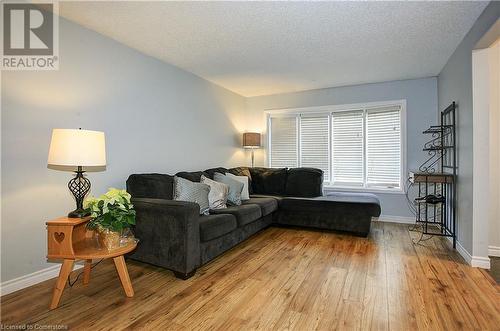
(59, 1), (489, 97)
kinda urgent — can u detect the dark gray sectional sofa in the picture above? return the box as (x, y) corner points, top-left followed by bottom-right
(126, 167), (381, 279)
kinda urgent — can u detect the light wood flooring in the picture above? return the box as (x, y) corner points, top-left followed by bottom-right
(1, 222), (500, 330)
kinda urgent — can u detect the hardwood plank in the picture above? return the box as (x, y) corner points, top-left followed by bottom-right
(1, 223), (499, 331)
(228, 231), (326, 330)
(272, 233), (337, 330)
(83, 259), (92, 285)
(115, 227), (295, 330)
(360, 275), (389, 331)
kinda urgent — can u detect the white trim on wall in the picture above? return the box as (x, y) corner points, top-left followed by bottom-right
(472, 47), (497, 267)
(446, 237), (491, 269)
(264, 99), (406, 116)
(324, 186), (406, 195)
(455, 239), (473, 265)
(489, 245), (500, 257)
(374, 215), (415, 224)
(0, 264), (83, 296)
(470, 256), (491, 269)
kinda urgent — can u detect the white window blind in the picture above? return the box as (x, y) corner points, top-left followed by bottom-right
(270, 117), (298, 168)
(300, 115), (330, 181)
(331, 111), (364, 186)
(366, 106), (401, 188)
(267, 101), (404, 191)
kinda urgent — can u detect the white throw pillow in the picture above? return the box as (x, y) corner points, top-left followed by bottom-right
(226, 173), (250, 200)
(200, 175), (229, 209)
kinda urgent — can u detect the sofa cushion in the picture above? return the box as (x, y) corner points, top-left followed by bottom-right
(228, 167), (253, 194)
(285, 168), (323, 197)
(250, 194), (284, 205)
(322, 192), (381, 216)
(126, 174), (174, 200)
(249, 167), (287, 195)
(210, 204), (262, 227)
(276, 194), (380, 235)
(204, 167), (228, 179)
(175, 171), (209, 182)
(199, 214), (237, 242)
(242, 197), (278, 216)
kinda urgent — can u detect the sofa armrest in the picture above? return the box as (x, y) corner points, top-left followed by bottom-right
(128, 198), (201, 276)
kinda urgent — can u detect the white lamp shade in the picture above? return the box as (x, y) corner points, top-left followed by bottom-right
(47, 129), (106, 167)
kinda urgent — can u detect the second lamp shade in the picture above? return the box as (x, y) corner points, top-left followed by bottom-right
(243, 132), (261, 148)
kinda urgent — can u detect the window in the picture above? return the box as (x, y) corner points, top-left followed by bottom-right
(267, 101), (405, 191)
(366, 106), (401, 188)
(332, 110), (364, 186)
(300, 115), (330, 181)
(269, 116), (298, 168)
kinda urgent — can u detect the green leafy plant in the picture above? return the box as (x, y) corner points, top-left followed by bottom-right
(84, 188), (136, 232)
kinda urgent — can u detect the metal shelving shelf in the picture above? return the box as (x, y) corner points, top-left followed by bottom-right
(422, 125), (453, 134)
(422, 146), (453, 151)
(410, 102), (457, 248)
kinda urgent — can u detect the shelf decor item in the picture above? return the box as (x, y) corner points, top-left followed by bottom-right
(84, 188), (136, 251)
(243, 132), (261, 167)
(47, 128), (106, 218)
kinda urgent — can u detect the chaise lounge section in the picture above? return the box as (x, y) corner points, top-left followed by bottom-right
(126, 167), (381, 279)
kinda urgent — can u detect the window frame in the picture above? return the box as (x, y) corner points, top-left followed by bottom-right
(265, 100), (407, 194)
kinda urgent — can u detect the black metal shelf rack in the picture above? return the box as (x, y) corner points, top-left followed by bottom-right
(410, 102), (457, 248)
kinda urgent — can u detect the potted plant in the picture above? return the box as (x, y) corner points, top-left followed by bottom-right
(84, 188), (136, 250)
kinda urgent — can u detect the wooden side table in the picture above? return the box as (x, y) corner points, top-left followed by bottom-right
(46, 216), (137, 309)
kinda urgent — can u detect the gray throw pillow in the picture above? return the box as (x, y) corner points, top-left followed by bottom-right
(200, 175), (229, 210)
(214, 173), (244, 206)
(173, 176), (210, 215)
(225, 173), (250, 200)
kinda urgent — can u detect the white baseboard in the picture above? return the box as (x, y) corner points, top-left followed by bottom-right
(453, 239), (471, 264)
(375, 214), (415, 224)
(447, 237), (491, 269)
(0, 264), (83, 297)
(488, 245), (500, 257)
(470, 256), (491, 269)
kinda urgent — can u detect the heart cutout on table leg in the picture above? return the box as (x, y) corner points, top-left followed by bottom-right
(54, 232), (65, 243)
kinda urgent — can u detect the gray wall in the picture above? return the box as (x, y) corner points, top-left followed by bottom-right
(437, 2), (499, 254)
(246, 77), (439, 218)
(1, 18), (246, 282)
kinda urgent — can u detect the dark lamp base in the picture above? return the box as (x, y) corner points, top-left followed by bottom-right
(67, 166), (92, 218)
(68, 208), (90, 218)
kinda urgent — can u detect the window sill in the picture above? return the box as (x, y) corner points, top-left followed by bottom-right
(323, 185), (405, 195)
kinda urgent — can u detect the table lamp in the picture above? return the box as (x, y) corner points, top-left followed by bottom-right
(243, 132), (261, 168)
(48, 128), (106, 218)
